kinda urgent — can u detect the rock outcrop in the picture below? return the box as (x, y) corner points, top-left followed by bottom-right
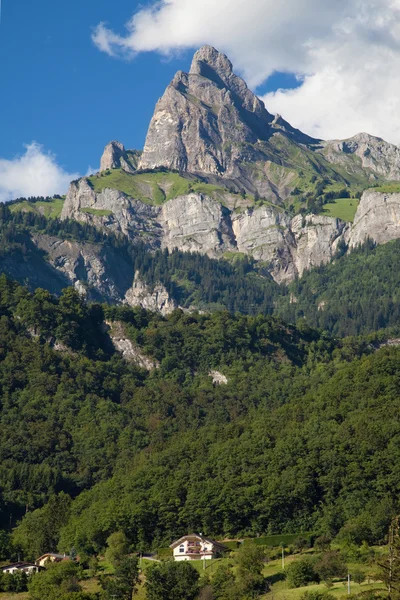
(347, 190), (400, 247)
(105, 321), (159, 369)
(322, 133), (400, 180)
(33, 234), (135, 302)
(61, 178), (162, 247)
(100, 141), (140, 173)
(124, 272), (177, 315)
(160, 193), (235, 256)
(209, 370), (228, 385)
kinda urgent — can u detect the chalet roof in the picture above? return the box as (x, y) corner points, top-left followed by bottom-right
(169, 533), (227, 550)
(36, 553), (68, 560)
(1, 562), (38, 570)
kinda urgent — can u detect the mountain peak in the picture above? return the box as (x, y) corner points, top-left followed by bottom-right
(189, 45), (233, 77)
(138, 45), (277, 177)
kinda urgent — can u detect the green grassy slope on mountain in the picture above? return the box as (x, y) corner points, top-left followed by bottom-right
(87, 169), (245, 206)
(322, 198), (359, 222)
(260, 134), (377, 211)
(373, 182), (400, 193)
(9, 197), (65, 218)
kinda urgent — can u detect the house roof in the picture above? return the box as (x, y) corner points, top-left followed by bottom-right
(2, 562), (38, 570)
(169, 534), (228, 550)
(36, 553), (68, 561)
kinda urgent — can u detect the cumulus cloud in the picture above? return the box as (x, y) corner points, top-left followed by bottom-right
(92, 0), (400, 144)
(0, 143), (79, 203)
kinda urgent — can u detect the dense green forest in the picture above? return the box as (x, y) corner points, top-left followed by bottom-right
(0, 274), (397, 565)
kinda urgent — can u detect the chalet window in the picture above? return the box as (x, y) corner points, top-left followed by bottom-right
(179, 545), (185, 553)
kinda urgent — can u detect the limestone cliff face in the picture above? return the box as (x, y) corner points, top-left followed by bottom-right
(231, 207), (295, 281)
(32, 234), (134, 302)
(61, 179), (162, 247)
(62, 182), (347, 282)
(291, 214), (346, 277)
(347, 190), (400, 247)
(160, 194), (235, 256)
(100, 141), (140, 174)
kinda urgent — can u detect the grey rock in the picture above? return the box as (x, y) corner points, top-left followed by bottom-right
(232, 206), (295, 282)
(160, 193), (236, 256)
(291, 214), (346, 278)
(322, 133), (400, 180)
(125, 272), (177, 315)
(61, 178), (162, 247)
(209, 370), (228, 385)
(100, 141), (140, 173)
(32, 234), (135, 303)
(105, 321), (159, 369)
(347, 189), (400, 247)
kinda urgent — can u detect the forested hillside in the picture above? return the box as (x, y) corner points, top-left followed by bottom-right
(0, 275), (397, 565)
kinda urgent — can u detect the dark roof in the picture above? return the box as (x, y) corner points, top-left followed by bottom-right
(2, 562), (38, 570)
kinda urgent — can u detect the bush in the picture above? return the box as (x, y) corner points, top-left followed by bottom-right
(352, 569), (366, 585)
(286, 558), (319, 588)
(314, 551), (347, 582)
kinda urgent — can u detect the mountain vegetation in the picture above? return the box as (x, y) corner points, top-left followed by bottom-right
(0, 272), (397, 568)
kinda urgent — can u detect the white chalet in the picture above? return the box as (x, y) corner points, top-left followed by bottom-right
(170, 534), (227, 561)
(1, 562), (41, 575)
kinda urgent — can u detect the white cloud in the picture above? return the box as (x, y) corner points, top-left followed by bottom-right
(0, 143), (79, 203)
(92, 0), (400, 144)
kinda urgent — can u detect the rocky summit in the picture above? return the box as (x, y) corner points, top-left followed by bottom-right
(137, 45), (400, 199)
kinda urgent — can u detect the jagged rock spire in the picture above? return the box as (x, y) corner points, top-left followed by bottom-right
(138, 45), (276, 176)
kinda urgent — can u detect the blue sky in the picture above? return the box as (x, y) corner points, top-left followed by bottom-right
(0, 0), (298, 177)
(0, 0), (187, 173)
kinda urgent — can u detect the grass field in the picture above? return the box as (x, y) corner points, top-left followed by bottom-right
(87, 169), (231, 205)
(261, 553), (386, 600)
(373, 183), (400, 193)
(9, 198), (64, 219)
(322, 198), (359, 222)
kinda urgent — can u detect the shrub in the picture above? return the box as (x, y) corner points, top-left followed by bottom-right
(314, 551), (347, 582)
(286, 558), (319, 588)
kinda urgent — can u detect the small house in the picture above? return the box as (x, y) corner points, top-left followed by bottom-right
(170, 534), (227, 561)
(1, 562), (41, 575)
(36, 553), (70, 567)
